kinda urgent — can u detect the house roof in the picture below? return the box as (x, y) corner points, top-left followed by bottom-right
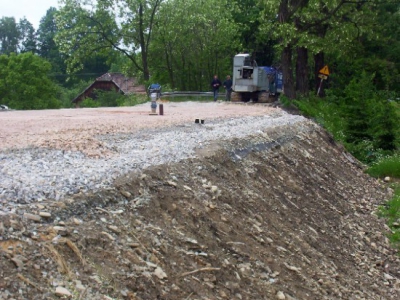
(72, 73), (146, 103)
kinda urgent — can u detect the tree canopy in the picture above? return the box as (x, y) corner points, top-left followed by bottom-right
(0, 0), (398, 102)
(0, 52), (60, 109)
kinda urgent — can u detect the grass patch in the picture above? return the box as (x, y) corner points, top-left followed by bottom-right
(367, 154), (400, 178)
(378, 185), (400, 248)
(293, 96), (346, 142)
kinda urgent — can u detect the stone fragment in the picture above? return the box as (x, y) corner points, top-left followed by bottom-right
(72, 218), (82, 225)
(55, 286), (72, 298)
(167, 181), (177, 187)
(120, 190), (131, 198)
(108, 225), (121, 234)
(284, 263), (301, 272)
(276, 291), (286, 299)
(154, 267), (167, 279)
(74, 280), (85, 291)
(255, 215), (263, 223)
(102, 231), (115, 241)
(384, 177), (391, 183)
(39, 212), (51, 218)
(146, 261), (158, 268)
(23, 213), (41, 222)
(11, 257), (24, 268)
(384, 273), (394, 280)
(53, 226), (69, 236)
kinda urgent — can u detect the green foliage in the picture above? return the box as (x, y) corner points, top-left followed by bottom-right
(378, 185), (400, 248)
(81, 97), (100, 108)
(0, 17), (19, 54)
(293, 71), (399, 163)
(294, 94), (346, 142)
(367, 155), (400, 178)
(149, 0), (240, 90)
(79, 90), (147, 108)
(56, 79), (92, 108)
(56, 0), (160, 80)
(18, 17), (36, 53)
(0, 52), (60, 110)
(93, 89), (125, 107)
(343, 72), (398, 158)
(116, 94), (148, 107)
(37, 7), (68, 85)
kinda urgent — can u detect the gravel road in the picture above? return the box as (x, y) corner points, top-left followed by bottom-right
(0, 101), (306, 212)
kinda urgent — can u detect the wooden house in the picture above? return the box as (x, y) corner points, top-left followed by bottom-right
(72, 73), (146, 107)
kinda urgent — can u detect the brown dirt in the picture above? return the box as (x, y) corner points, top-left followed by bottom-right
(1, 104), (400, 300)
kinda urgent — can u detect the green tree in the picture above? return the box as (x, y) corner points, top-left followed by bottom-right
(343, 72), (398, 161)
(0, 52), (60, 109)
(37, 7), (66, 80)
(55, 0), (162, 81)
(231, 0), (276, 65)
(150, 0), (239, 90)
(0, 17), (19, 54)
(18, 17), (36, 53)
(261, 0), (379, 98)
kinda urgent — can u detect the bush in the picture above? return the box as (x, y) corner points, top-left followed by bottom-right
(343, 72), (398, 155)
(93, 89), (125, 107)
(293, 71), (399, 163)
(116, 93), (148, 106)
(0, 53), (60, 110)
(367, 154), (400, 178)
(294, 94), (346, 142)
(81, 98), (100, 108)
(378, 185), (400, 248)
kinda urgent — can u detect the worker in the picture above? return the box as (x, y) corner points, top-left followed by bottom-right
(210, 75), (221, 102)
(223, 75), (232, 101)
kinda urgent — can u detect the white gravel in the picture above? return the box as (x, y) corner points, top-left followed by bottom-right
(0, 107), (306, 212)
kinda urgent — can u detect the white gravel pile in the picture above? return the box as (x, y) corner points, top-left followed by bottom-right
(0, 112), (306, 211)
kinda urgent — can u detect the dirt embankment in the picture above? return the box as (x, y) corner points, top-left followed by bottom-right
(1, 119), (400, 299)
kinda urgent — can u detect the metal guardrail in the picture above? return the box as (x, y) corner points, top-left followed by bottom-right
(160, 91), (224, 99)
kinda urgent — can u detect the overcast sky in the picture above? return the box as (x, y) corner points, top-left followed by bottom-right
(1, 0), (60, 30)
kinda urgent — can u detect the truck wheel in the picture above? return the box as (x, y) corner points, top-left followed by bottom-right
(258, 91), (271, 103)
(231, 92), (241, 102)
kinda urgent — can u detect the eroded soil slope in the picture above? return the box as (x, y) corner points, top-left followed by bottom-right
(1, 123), (400, 299)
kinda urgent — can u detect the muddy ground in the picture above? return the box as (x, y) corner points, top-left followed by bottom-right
(1, 118), (400, 299)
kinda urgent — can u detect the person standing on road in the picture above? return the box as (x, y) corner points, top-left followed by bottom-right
(223, 75), (232, 101)
(211, 75), (222, 102)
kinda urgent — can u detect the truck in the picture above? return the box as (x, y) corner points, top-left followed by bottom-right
(231, 53), (283, 103)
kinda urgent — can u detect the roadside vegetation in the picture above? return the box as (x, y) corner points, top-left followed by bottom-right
(378, 185), (400, 247)
(287, 74), (400, 249)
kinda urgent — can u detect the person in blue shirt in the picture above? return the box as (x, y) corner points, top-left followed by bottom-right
(210, 75), (222, 102)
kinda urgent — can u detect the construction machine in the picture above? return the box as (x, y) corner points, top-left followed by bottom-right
(231, 53), (283, 102)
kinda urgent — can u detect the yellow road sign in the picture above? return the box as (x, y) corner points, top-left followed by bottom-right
(319, 65), (330, 76)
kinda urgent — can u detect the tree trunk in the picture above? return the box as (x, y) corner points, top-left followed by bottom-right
(314, 52), (325, 96)
(138, 3), (150, 80)
(282, 45), (296, 99)
(278, 0), (295, 99)
(296, 46), (309, 95)
(164, 44), (175, 89)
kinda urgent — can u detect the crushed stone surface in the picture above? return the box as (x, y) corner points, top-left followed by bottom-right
(0, 102), (305, 210)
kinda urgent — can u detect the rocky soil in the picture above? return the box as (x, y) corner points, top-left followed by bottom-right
(0, 102), (399, 299)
